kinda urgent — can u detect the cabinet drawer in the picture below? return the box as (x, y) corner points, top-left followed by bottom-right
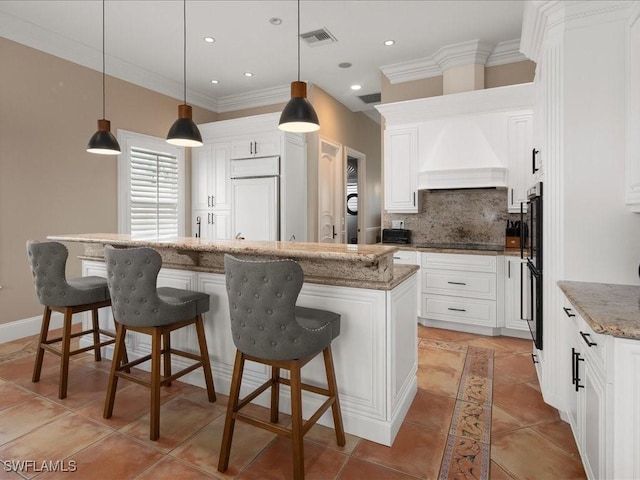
(392, 250), (417, 265)
(422, 269), (496, 300)
(577, 317), (607, 371)
(422, 294), (497, 327)
(422, 252), (497, 272)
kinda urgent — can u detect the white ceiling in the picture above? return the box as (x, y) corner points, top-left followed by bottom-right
(0, 1), (527, 118)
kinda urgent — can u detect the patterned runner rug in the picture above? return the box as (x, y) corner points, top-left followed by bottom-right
(420, 339), (494, 480)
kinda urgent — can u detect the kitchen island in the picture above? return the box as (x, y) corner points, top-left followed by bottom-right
(48, 234), (419, 446)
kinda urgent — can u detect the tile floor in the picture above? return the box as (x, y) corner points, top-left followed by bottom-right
(0, 325), (586, 479)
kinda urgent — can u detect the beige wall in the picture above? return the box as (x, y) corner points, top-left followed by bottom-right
(306, 85), (382, 242)
(0, 38), (217, 326)
(485, 60), (536, 89)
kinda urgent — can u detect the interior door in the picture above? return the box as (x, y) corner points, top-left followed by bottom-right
(318, 138), (343, 243)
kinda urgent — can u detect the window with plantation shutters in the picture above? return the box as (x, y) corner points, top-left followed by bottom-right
(117, 131), (185, 238)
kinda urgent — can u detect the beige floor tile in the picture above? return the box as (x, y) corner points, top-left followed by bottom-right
(237, 435), (348, 480)
(34, 433), (163, 480)
(493, 353), (538, 384)
(353, 422), (447, 479)
(0, 381), (36, 411)
(135, 456), (219, 479)
(489, 460), (515, 479)
(405, 389), (456, 433)
(533, 419), (581, 459)
(490, 405), (524, 435)
(417, 366), (460, 398)
(492, 427), (586, 479)
(305, 422), (360, 455)
(482, 336), (532, 355)
(492, 382), (560, 426)
(418, 326), (479, 343)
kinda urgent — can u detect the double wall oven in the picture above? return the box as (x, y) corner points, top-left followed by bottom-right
(521, 182), (543, 350)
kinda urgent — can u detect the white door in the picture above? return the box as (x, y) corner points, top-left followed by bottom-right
(231, 177), (279, 241)
(318, 138), (343, 243)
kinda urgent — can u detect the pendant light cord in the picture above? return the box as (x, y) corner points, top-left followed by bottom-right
(101, 0), (106, 119)
(183, 0), (187, 104)
(297, 0), (300, 82)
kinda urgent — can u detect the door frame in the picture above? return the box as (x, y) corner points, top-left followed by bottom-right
(344, 147), (366, 244)
(318, 136), (344, 243)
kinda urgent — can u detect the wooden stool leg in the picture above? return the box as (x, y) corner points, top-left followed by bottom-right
(270, 366), (280, 424)
(323, 346), (346, 446)
(32, 306), (51, 383)
(290, 360), (305, 480)
(58, 308), (73, 399)
(150, 328), (162, 441)
(163, 330), (171, 387)
(218, 350), (245, 473)
(104, 323), (126, 419)
(91, 308), (102, 362)
(195, 315), (216, 402)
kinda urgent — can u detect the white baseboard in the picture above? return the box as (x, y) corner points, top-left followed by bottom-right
(0, 312), (71, 343)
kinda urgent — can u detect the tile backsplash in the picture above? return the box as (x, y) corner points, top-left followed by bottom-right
(382, 188), (521, 246)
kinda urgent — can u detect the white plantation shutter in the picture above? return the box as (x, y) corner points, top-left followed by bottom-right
(117, 131), (185, 238)
(130, 147), (179, 239)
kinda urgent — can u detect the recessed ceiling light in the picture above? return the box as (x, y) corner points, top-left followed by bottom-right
(269, 17), (282, 25)
(351, 84), (362, 91)
(338, 62), (352, 69)
(384, 40), (395, 46)
(204, 37), (215, 43)
(244, 72), (253, 77)
(210, 79), (219, 84)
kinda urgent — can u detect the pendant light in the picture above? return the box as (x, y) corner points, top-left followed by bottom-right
(278, 0), (320, 133)
(87, 0), (121, 155)
(167, 0), (203, 147)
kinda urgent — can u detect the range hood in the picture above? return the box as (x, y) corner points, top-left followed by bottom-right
(377, 83), (534, 190)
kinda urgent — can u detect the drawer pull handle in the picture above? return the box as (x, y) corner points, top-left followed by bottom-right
(580, 331), (598, 347)
(393, 256), (401, 259)
(532, 353), (539, 364)
(563, 307), (576, 318)
(447, 307), (466, 312)
(447, 281), (467, 286)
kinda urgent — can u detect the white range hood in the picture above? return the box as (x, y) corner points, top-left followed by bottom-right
(377, 83), (534, 190)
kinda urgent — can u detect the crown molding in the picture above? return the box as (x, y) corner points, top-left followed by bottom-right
(381, 38), (526, 84)
(214, 84), (290, 113)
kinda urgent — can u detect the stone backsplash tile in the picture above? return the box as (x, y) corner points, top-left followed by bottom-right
(383, 188), (521, 245)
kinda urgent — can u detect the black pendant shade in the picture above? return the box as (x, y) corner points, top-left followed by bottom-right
(279, 81), (320, 133)
(278, 0), (319, 133)
(167, 104), (203, 147)
(167, 0), (203, 147)
(87, 0), (120, 155)
(87, 119), (121, 154)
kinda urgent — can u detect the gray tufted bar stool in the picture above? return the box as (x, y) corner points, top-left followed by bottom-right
(26, 240), (117, 400)
(218, 254), (345, 480)
(103, 245), (216, 441)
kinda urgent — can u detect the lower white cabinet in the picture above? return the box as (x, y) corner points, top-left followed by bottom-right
(193, 209), (231, 241)
(503, 257), (529, 332)
(392, 249), (421, 317)
(420, 252), (498, 332)
(562, 295), (640, 480)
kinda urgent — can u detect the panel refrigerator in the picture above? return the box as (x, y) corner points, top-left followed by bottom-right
(230, 157), (280, 241)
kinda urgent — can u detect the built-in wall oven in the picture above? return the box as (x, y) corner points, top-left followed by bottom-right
(521, 182), (543, 350)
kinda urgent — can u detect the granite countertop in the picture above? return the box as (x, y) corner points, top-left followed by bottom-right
(558, 281), (640, 340)
(391, 244), (523, 256)
(49, 233), (398, 262)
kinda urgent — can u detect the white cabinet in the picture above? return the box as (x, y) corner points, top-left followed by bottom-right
(192, 142), (231, 211)
(391, 249), (421, 318)
(626, 3), (640, 211)
(420, 252), (497, 332)
(503, 257), (528, 332)
(193, 209), (231, 241)
(230, 132), (280, 159)
(507, 113), (534, 212)
(383, 125), (420, 213)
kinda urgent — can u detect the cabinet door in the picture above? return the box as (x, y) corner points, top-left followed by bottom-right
(507, 114), (533, 213)
(213, 210), (231, 241)
(193, 209), (216, 240)
(581, 360), (607, 480)
(211, 142), (231, 209)
(192, 144), (214, 210)
(230, 132), (281, 159)
(504, 257), (528, 331)
(384, 125), (419, 213)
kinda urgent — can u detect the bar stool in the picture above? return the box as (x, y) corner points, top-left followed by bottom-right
(218, 254), (345, 480)
(102, 245), (216, 441)
(26, 240), (116, 400)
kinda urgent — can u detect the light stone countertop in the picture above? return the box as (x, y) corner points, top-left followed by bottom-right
(392, 244), (523, 257)
(558, 281), (640, 340)
(48, 233), (417, 291)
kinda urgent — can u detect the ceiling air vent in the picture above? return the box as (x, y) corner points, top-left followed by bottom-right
(300, 28), (337, 47)
(358, 93), (382, 104)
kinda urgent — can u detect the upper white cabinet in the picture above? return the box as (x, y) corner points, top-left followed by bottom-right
(230, 132), (281, 159)
(626, 3), (640, 211)
(507, 113), (534, 212)
(377, 83), (534, 196)
(383, 125), (420, 213)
